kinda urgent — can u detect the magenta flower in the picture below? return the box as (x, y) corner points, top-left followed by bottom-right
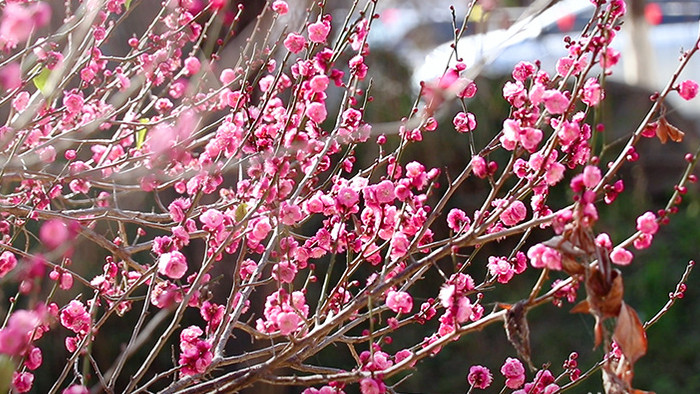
(678, 79), (698, 100)
(271, 0), (289, 15)
(501, 357), (526, 389)
(467, 365), (493, 389)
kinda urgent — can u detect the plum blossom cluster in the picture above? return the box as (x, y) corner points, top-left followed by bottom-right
(0, 0), (696, 393)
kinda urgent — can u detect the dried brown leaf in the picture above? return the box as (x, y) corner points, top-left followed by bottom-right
(504, 300), (536, 371)
(613, 302), (648, 365)
(570, 299), (590, 314)
(586, 268), (624, 318)
(655, 117), (685, 144)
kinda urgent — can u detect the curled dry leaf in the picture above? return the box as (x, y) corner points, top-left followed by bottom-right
(602, 357), (655, 394)
(613, 302), (648, 365)
(572, 267), (624, 347)
(654, 117), (685, 144)
(503, 300), (536, 371)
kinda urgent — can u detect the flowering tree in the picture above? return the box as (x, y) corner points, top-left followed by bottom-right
(0, 0), (697, 393)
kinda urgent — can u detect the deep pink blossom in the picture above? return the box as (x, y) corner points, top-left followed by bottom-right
(178, 325), (213, 376)
(678, 79), (698, 100)
(284, 33), (306, 54)
(12, 371), (33, 393)
(501, 357), (526, 389)
(488, 256), (515, 283)
(467, 365), (493, 389)
(453, 111), (476, 133)
(271, 0), (289, 14)
(500, 200), (527, 226)
(60, 300), (91, 335)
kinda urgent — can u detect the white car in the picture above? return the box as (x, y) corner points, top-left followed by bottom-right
(412, 0), (700, 120)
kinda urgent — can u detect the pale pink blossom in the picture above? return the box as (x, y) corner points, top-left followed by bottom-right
(0, 251), (17, 278)
(582, 77), (604, 106)
(542, 90), (569, 114)
(306, 101), (327, 123)
(184, 56), (200, 75)
(12, 91), (30, 112)
(610, 247), (633, 265)
(527, 243), (562, 270)
(62, 385), (89, 394)
(582, 165), (601, 188)
(500, 200), (527, 226)
(40, 219), (70, 250)
(158, 251), (188, 279)
(276, 311), (302, 335)
(386, 290), (413, 314)
(308, 20), (330, 43)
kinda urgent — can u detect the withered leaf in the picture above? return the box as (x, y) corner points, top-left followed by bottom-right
(585, 267), (624, 319)
(602, 357), (655, 394)
(579, 268), (624, 348)
(504, 300), (536, 371)
(655, 117), (685, 144)
(613, 302), (648, 365)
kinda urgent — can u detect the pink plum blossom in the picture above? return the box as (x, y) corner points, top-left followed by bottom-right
(158, 251), (188, 279)
(678, 80), (698, 100)
(386, 290), (413, 314)
(527, 243), (562, 270)
(467, 365), (493, 389)
(542, 90), (569, 114)
(0, 251), (17, 278)
(636, 211), (659, 235)
(306, 101), (327, 123)
(284, 33), (306, 53)
(308, 20), (331, 43)
(271, 0), (289, 14)
(610, 247), (633, 265)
